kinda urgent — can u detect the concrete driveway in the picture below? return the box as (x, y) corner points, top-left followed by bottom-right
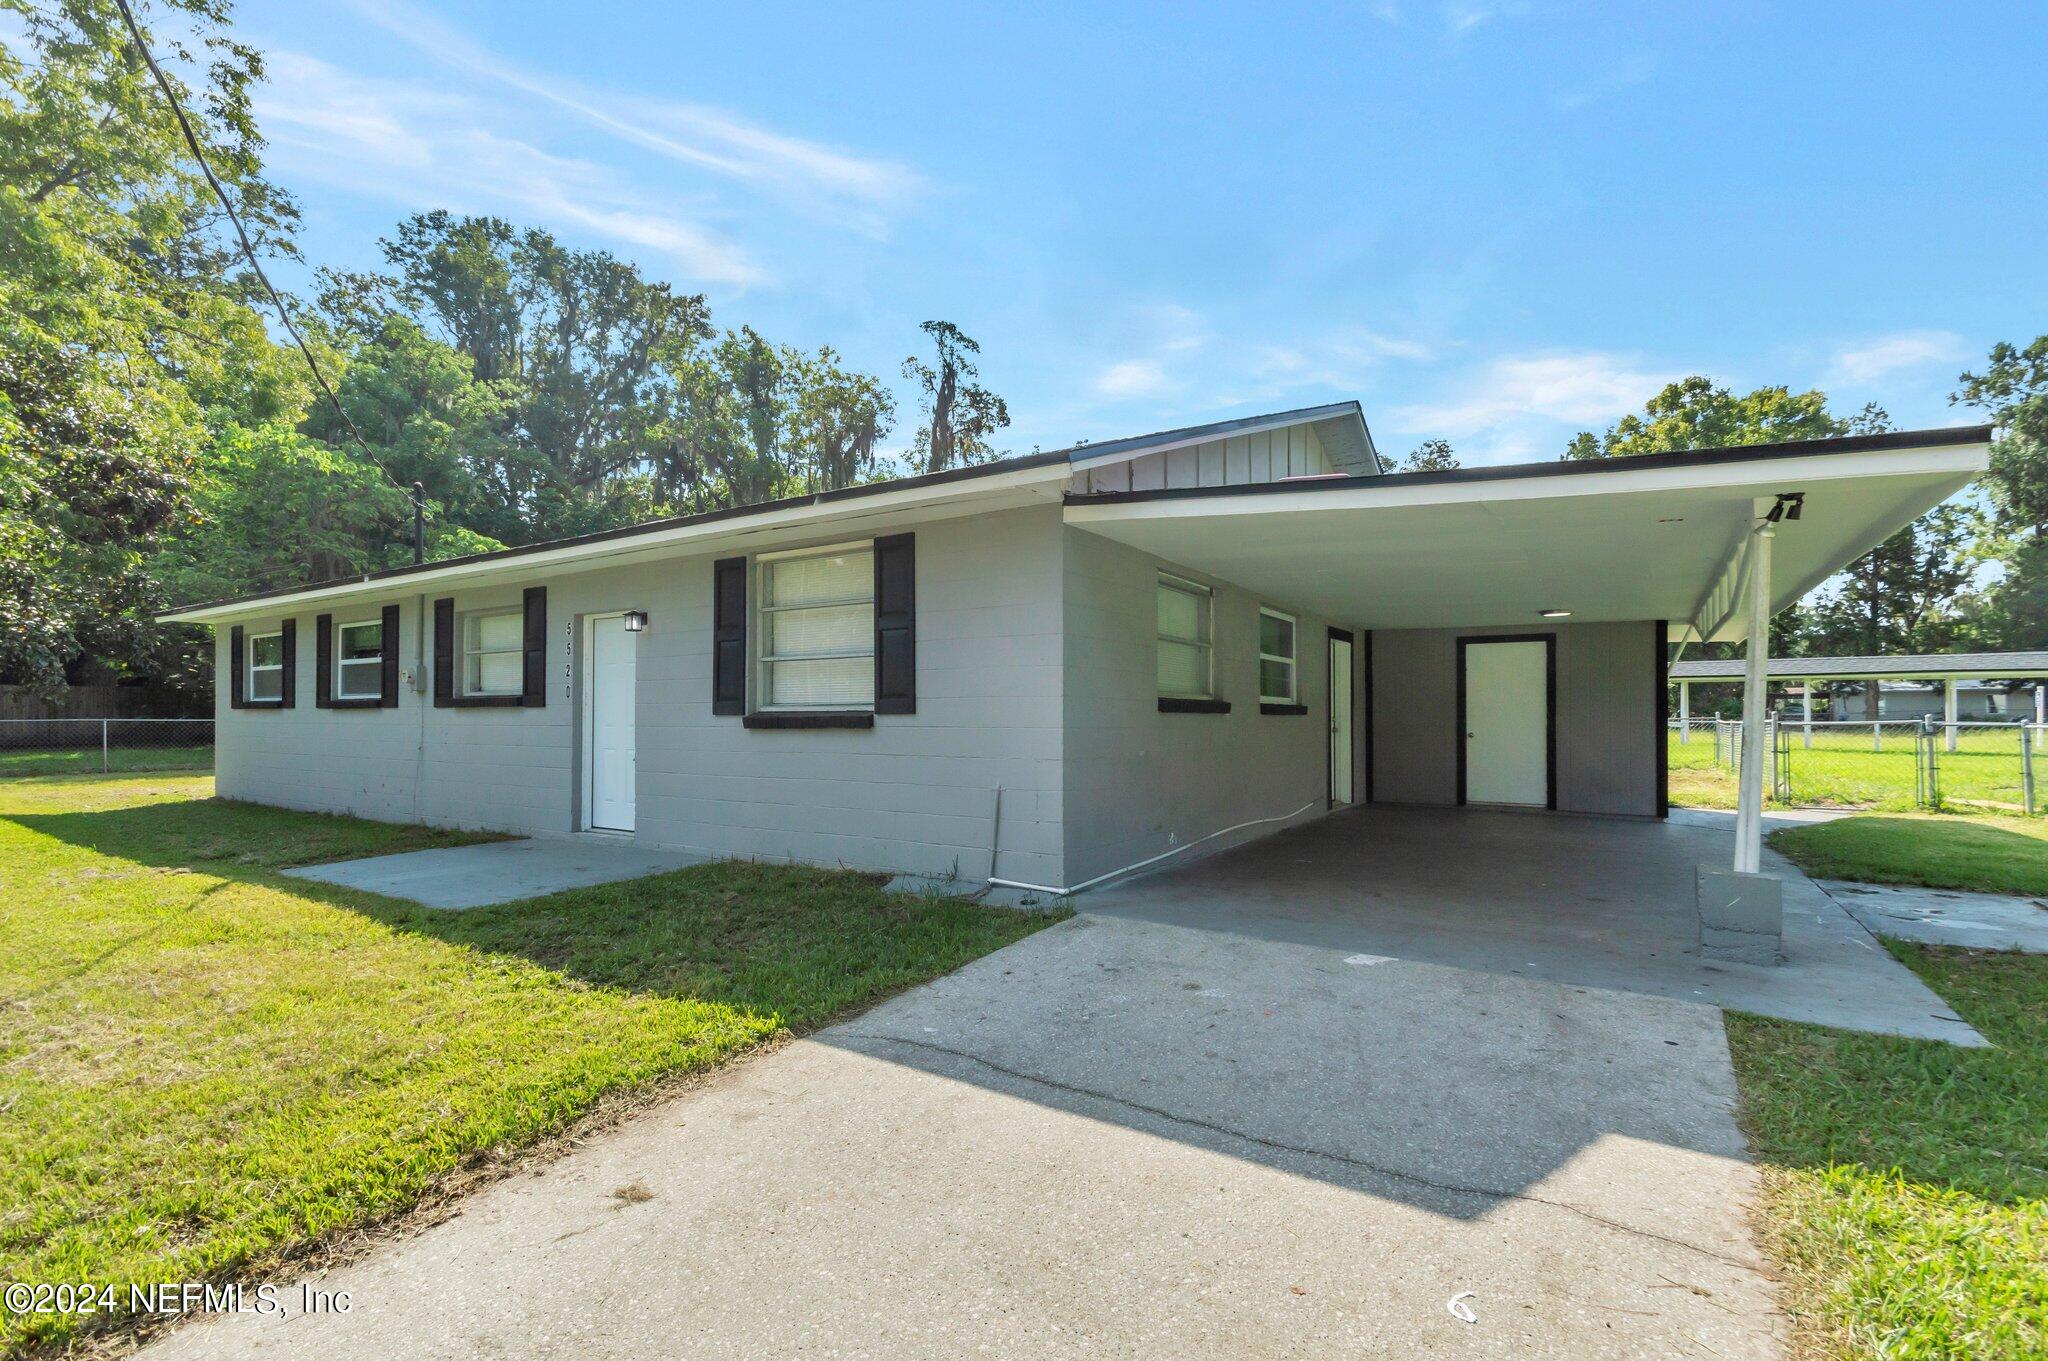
(146, 897), (1786, 1358)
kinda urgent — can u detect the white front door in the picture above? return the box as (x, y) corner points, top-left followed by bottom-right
(1329, 633), (1354, 804)
(1462, 638), (1549, 808)
(584, 614), (636, 832)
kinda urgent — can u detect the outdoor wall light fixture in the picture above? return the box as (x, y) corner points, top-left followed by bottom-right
(623, 611), (650, 633)
(1765, 491), (1805, 523)
(1538, 608), (1572, 618)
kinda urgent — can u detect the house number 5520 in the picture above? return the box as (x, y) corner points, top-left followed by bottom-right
(564, 620), (574, 698)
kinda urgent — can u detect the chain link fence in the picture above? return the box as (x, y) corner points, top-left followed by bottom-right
(1670, 715), (2047, 814)
(0, 718), (215, 777)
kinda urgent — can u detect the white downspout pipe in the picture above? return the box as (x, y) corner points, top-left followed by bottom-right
(1733, 522), (1775, 876)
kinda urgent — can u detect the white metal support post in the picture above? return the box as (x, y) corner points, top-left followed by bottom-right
(1733, 522), (1775, 876)
(1943, 677), (1959, 752)
(1802, 679), (1813, 749)
(1678, 680), (1690, 742)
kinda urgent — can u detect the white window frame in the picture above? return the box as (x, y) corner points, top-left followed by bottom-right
(1156, 572), (1215, 700)
(247, 629), (284, 704)
(756, 540), (876, 712)
(1258, 607), (1299, 705)
(334, 617), (385, 701)
(461, 607), (525, 698)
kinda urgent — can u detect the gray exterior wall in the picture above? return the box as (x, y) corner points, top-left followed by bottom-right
(1368, 620), (1662, 817)
(212, 501), (1670, 894)
(1060, 528), (1364, 885)
(214, 506), (1067, 886)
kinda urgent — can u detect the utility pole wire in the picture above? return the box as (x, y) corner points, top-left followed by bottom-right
(111, 0), (413, 513)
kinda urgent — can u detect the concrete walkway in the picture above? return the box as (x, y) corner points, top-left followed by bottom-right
(1817, 877), (2048, 952)
(145, 912), (1784, 1360)
(283, 837), (707, 909)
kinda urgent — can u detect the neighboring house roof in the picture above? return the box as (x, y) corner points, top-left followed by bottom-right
(1671, 651), (2048, 681)
(159, 401), (1375, 623)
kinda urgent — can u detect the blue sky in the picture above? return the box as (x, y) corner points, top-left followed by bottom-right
(237, 0), (2046, 467)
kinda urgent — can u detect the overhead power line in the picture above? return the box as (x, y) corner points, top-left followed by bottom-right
(111, 0), (420, 522)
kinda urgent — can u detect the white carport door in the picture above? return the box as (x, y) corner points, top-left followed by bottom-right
(584, 614), (637, 832)
(1461, 638), (1551, 808)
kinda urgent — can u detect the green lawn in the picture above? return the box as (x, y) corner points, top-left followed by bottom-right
(0, 773), (1057, 1353)
(1771, 812), (2048, 897)
(0, 744), (214, 776)
(1669, 728), (2042, 813)
(1728, 946), (2048, 1360)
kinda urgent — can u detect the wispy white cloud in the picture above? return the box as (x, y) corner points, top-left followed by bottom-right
(1829, 330), (1967, 385)
(1443, 3), (1494, 34)
(1093, 359), (1173, 399)
(259, 51), (766, 288)
(1392, 350), (1674, 436)
(340, 0), (921, 233)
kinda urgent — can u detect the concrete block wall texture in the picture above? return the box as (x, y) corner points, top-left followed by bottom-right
(1060, 528), (1363, 885)
(1367, 620), (1661, 817)
(214, 499), (1662, 889)
(214, 506), (1068, 887)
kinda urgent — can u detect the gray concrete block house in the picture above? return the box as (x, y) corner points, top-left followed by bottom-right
(164, 402), (1989, 894)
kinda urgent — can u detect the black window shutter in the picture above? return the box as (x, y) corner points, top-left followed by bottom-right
(279, 619), (297, 709)
(229, 626), (246, 709)
(873, 533), (916, 715)
(712, 556), (747, 716)
(315, 614), (333, 708)
(433, 598), (455, 707)
(380, 603), (401, 707)
(521, 586), (547, 707)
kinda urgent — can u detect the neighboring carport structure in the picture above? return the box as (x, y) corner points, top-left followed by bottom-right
(1066, 426), (1991, 955)
(1671, 650), (2048, 751)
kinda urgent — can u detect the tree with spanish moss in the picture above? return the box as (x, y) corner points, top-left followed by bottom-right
(902, 320), (1009, 474)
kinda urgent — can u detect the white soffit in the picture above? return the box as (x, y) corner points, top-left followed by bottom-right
(1063, 444), (1985, 636)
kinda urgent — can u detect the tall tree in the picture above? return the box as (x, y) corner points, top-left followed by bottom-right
(0, 0), (303, 694)
(1563, 377), (1849, 460)
(902, 320), (1008, 473)
(1944, 337), (2048, 651)
(790, 347), (895, 492)
(334, 212), (715, 541)
(1806, 505), (1975, 717)
(0, 322), (190, 692)
(1955, 337), (2048, 540)
(1401, 438), (1458, 472)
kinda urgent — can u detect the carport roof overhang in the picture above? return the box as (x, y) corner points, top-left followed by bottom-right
(1063, 429), (1990, 643)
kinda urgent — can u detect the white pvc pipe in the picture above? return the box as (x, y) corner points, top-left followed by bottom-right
(988, 799), (1324, 899)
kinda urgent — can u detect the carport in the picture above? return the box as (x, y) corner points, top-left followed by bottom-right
(1083, 801), (1983, 1043)
(1065, 427), (1990, 956)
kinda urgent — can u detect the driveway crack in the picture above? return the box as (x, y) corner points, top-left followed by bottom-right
(844, 1028), (1757, 1271)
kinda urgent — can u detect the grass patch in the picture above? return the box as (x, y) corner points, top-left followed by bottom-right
(0, 774), (1058, 1353)
(1668, 730), (2041, 813)
(1728, 945), (2048, 1359)
(1771, 813), (2048, 897)
(0, 745), (213, 777)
